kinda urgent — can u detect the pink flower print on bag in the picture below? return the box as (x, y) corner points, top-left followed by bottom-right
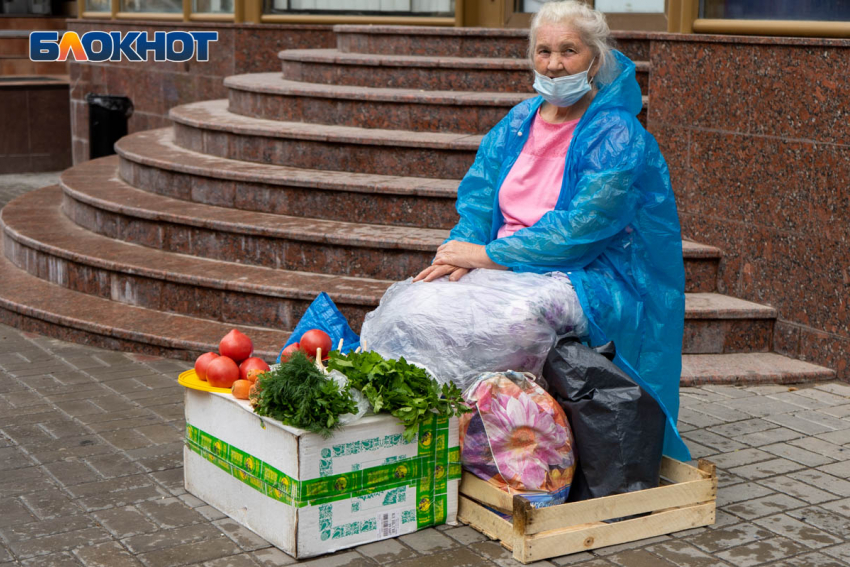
(459, 371), (576, 509)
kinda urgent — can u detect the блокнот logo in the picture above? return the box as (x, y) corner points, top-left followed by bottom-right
(29, 31), (218, 62)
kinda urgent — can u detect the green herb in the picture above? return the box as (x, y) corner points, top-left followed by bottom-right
(326, 350), (469, 441)
(251, 350), (357, 438)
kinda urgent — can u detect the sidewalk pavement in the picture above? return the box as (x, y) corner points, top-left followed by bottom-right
(1, 323), (849, 567)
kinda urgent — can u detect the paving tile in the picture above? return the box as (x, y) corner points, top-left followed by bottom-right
(753, 513), (844, 548)
(203, 553), (260, 567)
(469, 540), (553, 566)
(681, 389), (732, 404)
(716, 482), (775, 507)
(821, 544), (850, 562)
(814, 383), (850, 397)
(788, 438), (849, 460)
(298, 550), (382, 567)
(714, 536), (809, 567)
(196, 505), (228, 521)
(136, 534), (241, 567)
(761, 442), (837, 467)
(0, 497), (39, 527)
(20, 551), (83, 566)
(42, 460), (102, 487)
(728, 457), (805, 480)
(19, 489), (83, 519)
(214, 518), (272, 552)
(96, 429), (153, 451)
(644, 540), (733, 567)
(122, 522), (226, 554)
(92, 506), (158, 539)
(72, 541), (143, 567)
(9, 527), (113, 559)
(0, 515), (95, 543)
(149, 467), (187, 495)
(550, 552), (597, 565)
(770, 551), (849, 567)
(83, 453), (145, 479)
(818, 460), (850, 480)
(815, 430), (850, 447)
(766, 391), (836, 410)
(705, 448), (774, 469)
(685, 522), (774, 553)
(682, 430), (746, 453)
(398, 528), (459, 554)
(820, 498), (850, 518)
(789, 470), (850, 498)
(356, 538), (418, 564)
(756, 476), (839, 505)
(820, 404), (850, 418)
(707, 418), (778, 438)
(787, 506), (850, 537)
(442, 525), (488, 546)
(723, 493), (807, 520)
(765, 414), (838, 435)
(251, 546), (298, 566)
(721, 397), (803, 418)
(677, 408), (726, 429)
(590, 536), (671, 557)
(792, 388), (850, 406)
(686, 402), (748, 422)
(137, 497), (207, 529)
(606, 549), (679, 567)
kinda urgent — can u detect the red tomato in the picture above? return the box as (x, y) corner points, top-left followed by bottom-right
(300, 329), (332, 360)
(280, 342), (300, 363)
(206, 356), (240, 388)
(239, 357), (270, 382)
(219, 329), (253, 363)
(194, 352), (219, 381)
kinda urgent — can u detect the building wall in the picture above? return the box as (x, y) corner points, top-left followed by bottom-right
(66, 19), (335, 164)
(648, 33), (850, 379)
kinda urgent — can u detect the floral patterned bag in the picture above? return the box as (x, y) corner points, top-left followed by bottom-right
(459, 371), (576, 509)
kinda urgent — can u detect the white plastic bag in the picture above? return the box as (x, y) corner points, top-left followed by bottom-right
(329, 369), (370, 425)
(360, 269), (588, 390)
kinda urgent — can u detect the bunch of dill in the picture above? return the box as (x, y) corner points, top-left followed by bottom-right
(251, 350), (357, 437)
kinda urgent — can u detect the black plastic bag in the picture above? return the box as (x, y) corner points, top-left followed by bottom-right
(542, 337), (666, 503)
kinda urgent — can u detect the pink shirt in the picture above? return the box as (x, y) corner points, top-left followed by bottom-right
(496, 112), (580, 238)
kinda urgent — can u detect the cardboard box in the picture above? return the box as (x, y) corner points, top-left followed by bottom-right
(183, 389), (460, 559)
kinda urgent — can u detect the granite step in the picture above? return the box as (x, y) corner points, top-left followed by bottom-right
(116, 128), (460, 230)
(225, 73), (534, 135)
(680, 353), (835, 386)
(169, 99), (481, 179)
(0, 222), (832, 381)
(5, 187), (769, 353)
(279, 48), (649, 94)
(333, 25), (651, 62)
(0, 230), (287, 362)
(63, 156), (720, 290)
(2, 185), (383, 333)
(116, 129), (719, 292)
(61, 156), (445, 280)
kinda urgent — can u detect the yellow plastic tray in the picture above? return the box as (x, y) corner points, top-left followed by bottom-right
(178, 368), (233, 394)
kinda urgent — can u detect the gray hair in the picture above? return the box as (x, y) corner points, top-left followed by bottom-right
(528, 1), (620, 86)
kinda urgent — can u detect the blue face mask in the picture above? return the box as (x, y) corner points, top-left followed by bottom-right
(533, 57), (596, 108)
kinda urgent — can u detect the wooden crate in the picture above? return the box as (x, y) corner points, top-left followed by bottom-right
(457, 457), (717, 564)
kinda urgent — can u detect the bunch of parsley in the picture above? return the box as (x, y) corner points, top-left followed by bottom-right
(326, 350), (469, 441)
(251, 350), (357, 438)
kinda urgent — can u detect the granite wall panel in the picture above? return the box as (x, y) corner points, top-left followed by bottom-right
(649, 34), (850, 379)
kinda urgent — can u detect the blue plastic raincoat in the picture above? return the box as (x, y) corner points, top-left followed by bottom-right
(449, 50), (690, 462)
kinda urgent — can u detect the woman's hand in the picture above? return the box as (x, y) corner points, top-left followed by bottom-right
(434, 241), (506, 271)
(413, 264), (470, 283)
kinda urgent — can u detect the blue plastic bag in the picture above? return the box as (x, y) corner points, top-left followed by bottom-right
(277, 293), (360, 363)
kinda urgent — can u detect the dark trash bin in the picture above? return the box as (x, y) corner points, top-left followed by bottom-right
(86, 94), (134, 160)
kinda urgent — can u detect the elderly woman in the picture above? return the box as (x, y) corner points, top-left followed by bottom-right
(363, 1), (689, 462)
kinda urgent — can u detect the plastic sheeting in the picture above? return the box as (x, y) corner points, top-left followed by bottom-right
(359, 269), (588, 390)
(543, 337), (666, 502)
(448, 50), (690, 462)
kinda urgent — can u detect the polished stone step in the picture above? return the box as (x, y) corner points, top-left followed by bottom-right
(286, 43), (650, 94)
(62, 157), (444, 281)
(169, 99), (481, 179)
(680, 353), (835, 386)
(63, 156), (721, 291)
(116, 129), (719, 292)
(226, 73), (533, 134)
(0, 230), (831, 382)
(6, 187), (771, 354)
(0, 231), (286, 362)
(333, 25), (651, 63)
(116, 128), (460, 230)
